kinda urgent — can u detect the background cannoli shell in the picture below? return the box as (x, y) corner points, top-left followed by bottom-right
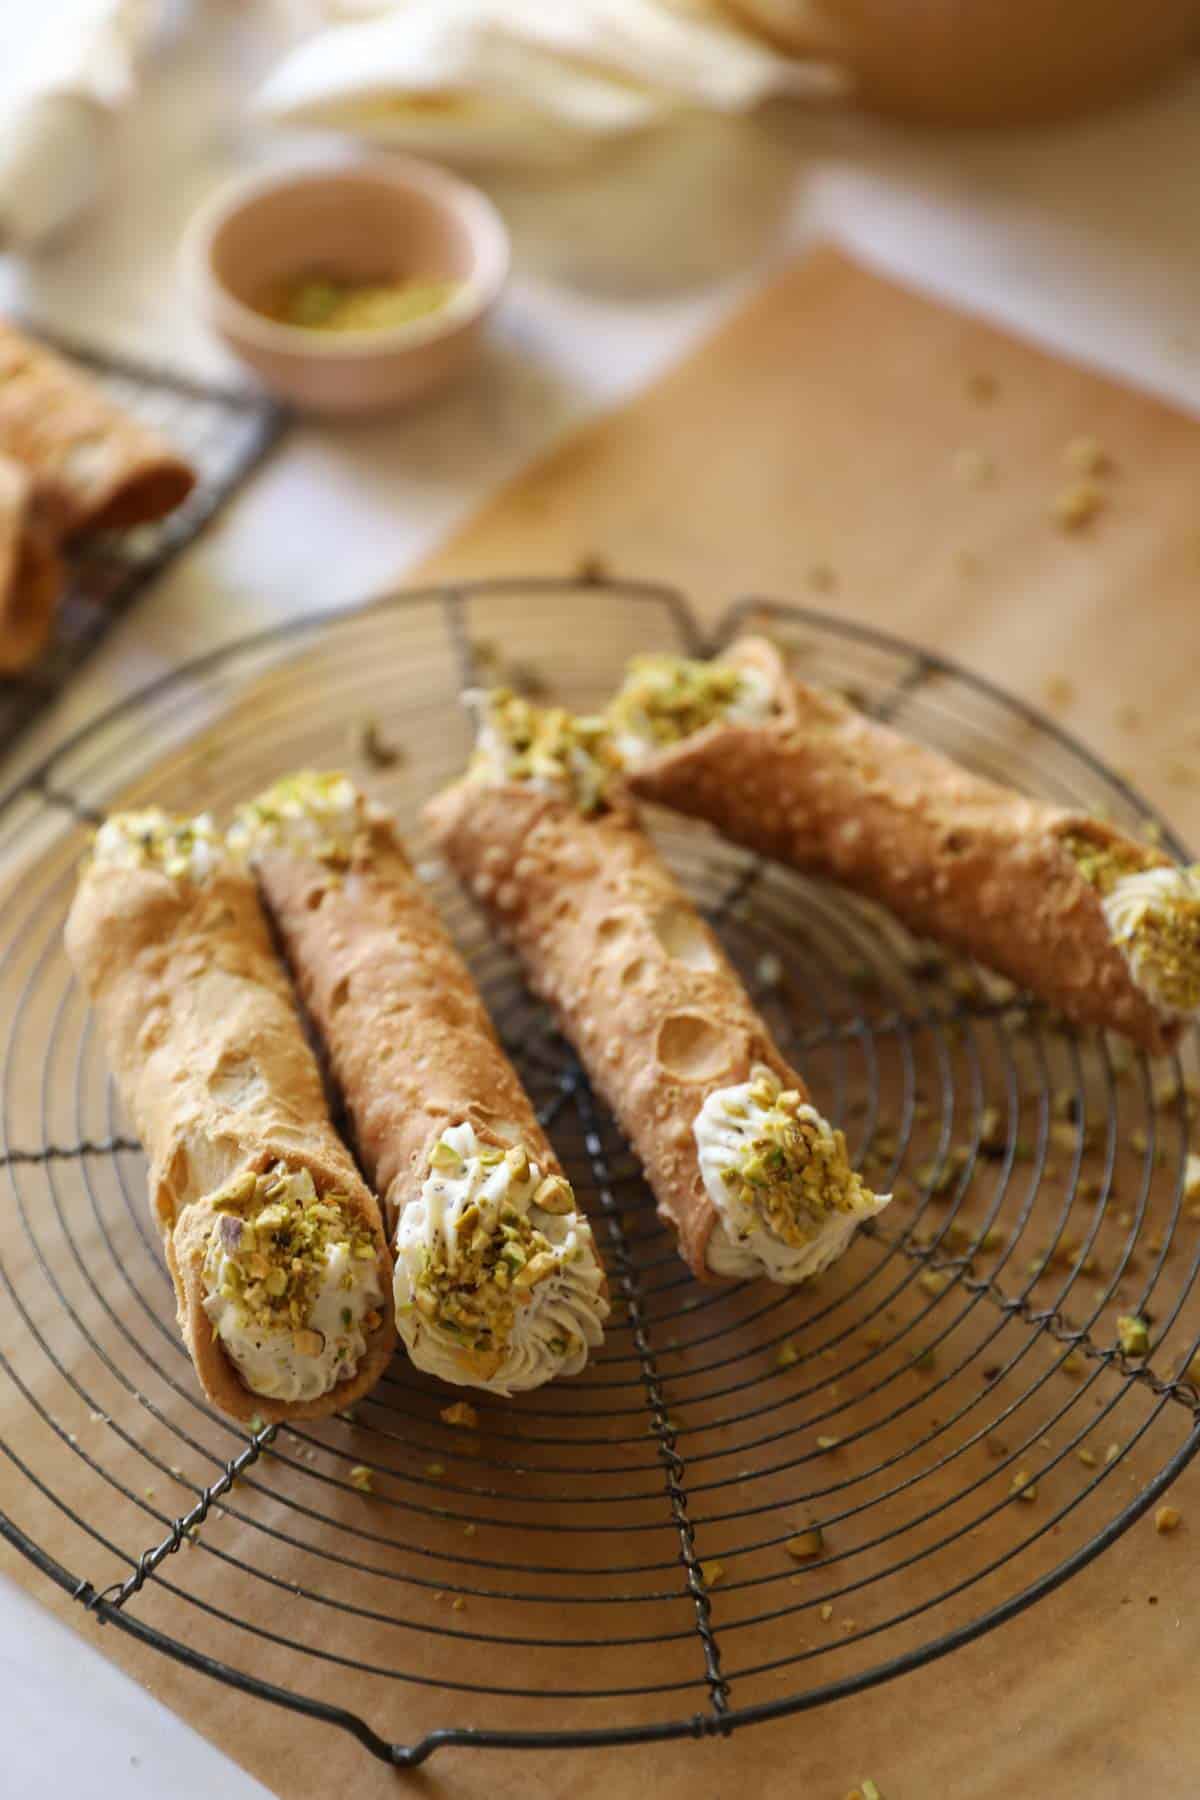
(0, 320), (194, 537)
(0, 452), (63, 674)
(426, 780), (807, 1280)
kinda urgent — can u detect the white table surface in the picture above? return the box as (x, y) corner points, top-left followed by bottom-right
(3, 5), (1200, 1793)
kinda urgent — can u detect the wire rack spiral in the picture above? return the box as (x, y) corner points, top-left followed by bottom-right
(1, 576), (1198, 1768)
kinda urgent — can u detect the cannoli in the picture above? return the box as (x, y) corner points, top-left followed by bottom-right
(229, 773), (609, 1394)
(426, 694), (887, 1284)
(612, 639), (1198, 1054)
(0, 453), (62, 673)
(0, 320), (194, 536)
(64, 809), (395, 1423)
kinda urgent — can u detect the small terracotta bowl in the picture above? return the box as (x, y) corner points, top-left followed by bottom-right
(183, 157), (510, 414)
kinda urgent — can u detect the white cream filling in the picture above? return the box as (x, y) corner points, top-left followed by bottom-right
(228, 772), (363, 863)
(1103, 864), (1200, 1017)
(697, 1079), (889, 1283)
(393, 1120), (608, 1395)
(92, 809), (221, 883)
(466, 689), (611, 812)
(203, 1230), (383, 1405)
(614, 659), (775, 767)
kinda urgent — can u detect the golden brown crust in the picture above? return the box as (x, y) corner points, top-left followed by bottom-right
(425, 779), (808, 1280)
(0, 321), (194, 537)
(0, 454), (63, 674)
(64, 855), (394, 1425)
(252, 812), (568, 1236)
(625, 636), (1178, 1054)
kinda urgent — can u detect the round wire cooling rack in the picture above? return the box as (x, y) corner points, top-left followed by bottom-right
(2, 574), (1200, 1769)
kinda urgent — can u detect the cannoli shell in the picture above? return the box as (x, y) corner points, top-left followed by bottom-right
(426, 780), (807, 1280)
(0, 453), (63, 674)
(252, 812), (569, 1236)
(65, 855), (395, 1424)
(0, 321), (194, 536)
(625, 637), (1178, 1054)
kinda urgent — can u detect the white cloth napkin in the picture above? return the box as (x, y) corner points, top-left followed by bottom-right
(0, 0), (162, 248)
(256, 0), (826, 168)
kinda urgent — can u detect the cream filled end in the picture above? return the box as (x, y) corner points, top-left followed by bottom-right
(393, 1121), (608, 1394)
(201, 1163), (384, 1404)
(697, 1066), (888, 1283)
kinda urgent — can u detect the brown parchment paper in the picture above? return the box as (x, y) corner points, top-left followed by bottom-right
(6, 248), (1200, 1799)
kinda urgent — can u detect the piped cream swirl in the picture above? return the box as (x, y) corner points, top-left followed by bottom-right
(697, 1067), (888, 1282)
(1102, 864), (1200, 1018)
(393, 1121), (608, 1393)
(92, 808), (221, 883)
(228, 771), (365, 866)
(466, 688), (618, 814)
(608, 652), (775, 767)
(201, 1164), (384, 1404)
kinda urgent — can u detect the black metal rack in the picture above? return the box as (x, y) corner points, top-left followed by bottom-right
(1, 577), (1197, 1768)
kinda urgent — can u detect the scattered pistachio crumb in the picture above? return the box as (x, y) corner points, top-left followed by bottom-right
(1182, 1154), (1200, 1203)
(776, 1338), (799, 1369)
(1155, 1504), (1182, 1535)
(953, 446), (994, 487)
(1063, 435), (1111, 477)
(1117, 1314), (1151, 1357)
(785, 1527), (825, 1562)
(1052, 480), (1105, 530)
(816, 1435), (840, 1450)
(425, 1461), (446, 1478)
(1077, 1447), (1098, 1468)
(463, 1522), (477, 1538)
(918, 1270), (947, 1299)
(452, 1596), (467, 1612)
(349, 1464), (373, 1494)
(1062, 1350), (1084, 1376)
(1011, 1470), (1037, 1503)
(441, 1401), (479, 1429)
(351, 714), (404, 770)
(1105, 1442), (1122, 1464)
(820, 1603), (834, 1623)
(756, 951), (785, 988)
(1044, 674), (1076, 711)
(700, 1559), (725, 1586)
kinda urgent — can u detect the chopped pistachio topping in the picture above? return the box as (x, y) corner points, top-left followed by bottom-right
(393, 1121), (608, 1394)
(91, 808), (221, 883)
(1061, 829), (1200, 1015)
(1155, 1504), (1182, 1534)
(202, 1162), (382, 1403)
(718, 1070), (874, 1241)
(699, 1067), (889, 1283)
(467, 688), (619, 814)
(1059, 827), (1157, 896)
(229, 770), (363, 867)
(607, 651), (775, 763)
